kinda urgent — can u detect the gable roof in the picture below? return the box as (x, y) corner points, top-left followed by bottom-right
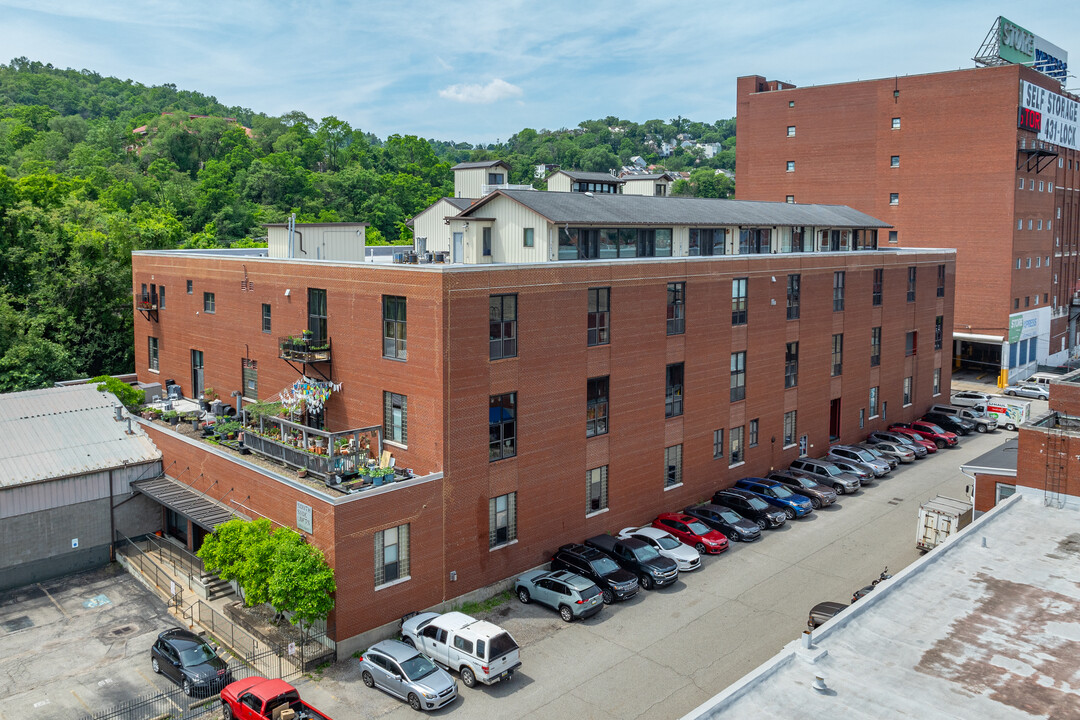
(621, 173), (673, 182)
(451, 160), (510, 170)
(551, 170), (624, 183)
(456, 189), (890, 229)
(406, 196), (477, 227)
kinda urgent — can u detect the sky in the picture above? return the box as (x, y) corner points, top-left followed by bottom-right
(3, 1), (1080, 144)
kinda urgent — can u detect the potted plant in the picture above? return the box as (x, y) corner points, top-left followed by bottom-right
(297, 467), (308, 478)
(301, 329), (313, 343)
(163, 410), (180, 426)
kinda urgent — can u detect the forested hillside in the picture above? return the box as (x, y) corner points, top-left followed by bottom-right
(0, 58), (736, 390)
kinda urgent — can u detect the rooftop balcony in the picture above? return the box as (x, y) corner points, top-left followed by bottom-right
(482, 183), (535, 195)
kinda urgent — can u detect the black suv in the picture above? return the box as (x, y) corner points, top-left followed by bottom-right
(712, 488), (787, 530)
(683, 503), (762, 542)
(551, 543), (639, 604)
(585, 535), (679, 590)
(764, 470), (838, 509)
(150, 628), (231, 696)
(922, 411), (975, 436)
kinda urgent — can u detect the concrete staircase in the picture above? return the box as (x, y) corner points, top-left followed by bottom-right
(199, 573), (235, 601)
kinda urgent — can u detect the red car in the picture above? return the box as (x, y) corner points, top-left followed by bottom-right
(885, 425), (938, 453)
(890, 421), (958, 449)
(653, 513), (728, 554)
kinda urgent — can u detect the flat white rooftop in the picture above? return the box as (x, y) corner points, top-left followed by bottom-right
(685, 494), (1080, 719)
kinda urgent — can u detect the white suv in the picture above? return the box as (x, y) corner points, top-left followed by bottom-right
(950, 390), (991, 407)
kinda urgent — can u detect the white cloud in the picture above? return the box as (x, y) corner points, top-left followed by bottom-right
(438, 78), (523, 104)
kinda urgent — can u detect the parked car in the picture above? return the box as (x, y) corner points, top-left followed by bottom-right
(712, 488), (787, 530)
(807, 601), (847, 631)
(514, 569), (603, 621)
(928, 403), (997, 433)
(787, 457), (861, 495)
(885, 424), (943, 452)
(651, 513), (729, 554)
(151, 628), (231, 697)
(401, 612), (521, 688)
(618, 526), (702, 571)
(921, 411), (975, 436)
(359, 639), (458, 711)
(890, 421), (957, 449)
(683, 503), (763, 542)
(826, 445), (891, 476)
(1003, 383), (1049, 400)
(950, 390), (992, 407)
(550, 543), (639, 604)
(763, 470), (838, 509)
(585, 534), (679, 590)
(858, 444), (899, 470)
(860, 440), (916, 463)
(220, 677), (331, 720)
(824, 457), (876, 483)
(734, 477), (814, 519)
(867, 431), (929, 457)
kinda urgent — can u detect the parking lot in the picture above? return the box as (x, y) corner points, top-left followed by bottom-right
(293, 418), (1026, 720)
(0, 564), (189, 720)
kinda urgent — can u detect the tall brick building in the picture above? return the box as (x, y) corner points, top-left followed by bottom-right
(735, 63), (1080, 382)
(131, 189), (954, 652)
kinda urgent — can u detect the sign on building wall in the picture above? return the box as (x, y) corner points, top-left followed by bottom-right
(296, 501), (313, 534)
(1020, 80), (1079, 150)
(976, 16), (1069, 83)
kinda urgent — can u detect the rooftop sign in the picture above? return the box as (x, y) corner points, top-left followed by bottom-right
(974, 16), (1069, 83)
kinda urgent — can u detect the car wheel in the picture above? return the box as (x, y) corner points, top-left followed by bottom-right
(460, 666), (477, 688)
(695, 542), (707, 554)
(408, 693), (422, 711)
(935, 439), (946, 449)
(810, 497), (821, 509)
(152, 657), (161, 674)
(402, 636), (415, 649)
(222, 703), (233, 720)
(559, 605), (574, 623)
(833, 483), (845, 495)
(1006, 390), (1015, 396)
(362, 671), (375, 688)
(182, 678), (192, 697)
(601, 588), (614, 605)
(639, 574), (654, 590)
(756, 518), (769, 530)
(783, 507), (796, 520)
(517, 587), (531, 604)
(1007, 423), (1017, 431)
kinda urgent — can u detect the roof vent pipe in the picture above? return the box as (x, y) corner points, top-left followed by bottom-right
(114, 405), (123, 422)
(812, 674), (829, 692)
(126, 418), (134, 435)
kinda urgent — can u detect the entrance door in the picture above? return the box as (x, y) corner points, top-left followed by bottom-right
(829, 398), (841, 441)
(191, 349), (204, 398)
(453, 232), (463, 263)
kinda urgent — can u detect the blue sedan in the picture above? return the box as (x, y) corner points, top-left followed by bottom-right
(734, 477), (814, 520)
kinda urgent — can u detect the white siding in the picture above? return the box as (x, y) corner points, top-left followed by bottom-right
(411, 200), (457, 253)
(459, 197), (552, 264)
(454, 168), (488, 199)
(623, 178), (670, 196)
(546, 174), (572, 193)
(267, 225), (367, 261)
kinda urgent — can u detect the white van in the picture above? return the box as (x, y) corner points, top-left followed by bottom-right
(1028, 372), (1059, 387)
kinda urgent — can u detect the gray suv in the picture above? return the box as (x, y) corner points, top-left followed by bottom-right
(788, 457), (861, 495)
(827, 445), (891, 477)
(359, 639), (458, 711)
(867, 431), (928, 458)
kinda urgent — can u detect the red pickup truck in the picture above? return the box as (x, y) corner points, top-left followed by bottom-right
(221, 677), (332, 720)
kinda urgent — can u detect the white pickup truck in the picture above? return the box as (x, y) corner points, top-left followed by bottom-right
(400, 611), (521, 689)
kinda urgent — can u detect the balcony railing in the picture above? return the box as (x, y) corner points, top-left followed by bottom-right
(482, 183), (534, 195)
(279, 335), (331, 363)
(243, 413), (380, 480)
(136, 293), (158, 310)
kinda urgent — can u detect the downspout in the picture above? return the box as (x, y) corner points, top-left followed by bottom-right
(109, 469), (116, 561)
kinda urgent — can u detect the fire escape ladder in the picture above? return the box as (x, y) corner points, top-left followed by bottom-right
(1045, 426), (1068, 509)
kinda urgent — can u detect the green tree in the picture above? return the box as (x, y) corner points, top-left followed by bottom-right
(93, 374), (145, 408)
(268, 537), (336, 632)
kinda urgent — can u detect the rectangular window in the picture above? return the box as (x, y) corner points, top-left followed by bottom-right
(666, 363), (684, 418)
(891, 117), (901, 129)
(731, 277), (748, 325)
(688, 228), (726, 256)
(833, 271), (845, 311)
(159, 286), (165, 309)
(871, 327), (881, 367)
(787, 274), (801, 319)
(383, 296), (407, 360)
(889, 230), (898, 244)
(384, 392), (407, 445)
(587, 377), (609, 437)
(937, 264), (945, 297)
(587, 287), (610, 346)
(587, 466), (608, 514)
(859, 409), (865, 429)
(242, 358), (257, 400)
(488, 172), (504, 185)
(489, 294), (517, 360)
(882, 401), (887, 421)
(872, 268), (883, 306)
(785, 342), (799, 388)
(907, 266), (917, 301)
(787, 126), (796, 137)
(729, 426), (745, 466)
(489, 393), (517, 461)
(869, 386), (879, 417)
(148, 337), (159, 371)
(665, 445), (683, 487)
(375, 525), (410, 586)
(890, 193), (899, 205)
(786, 160), (795, 172)
(905, 331), (917, 356)
(713, 429), (724, 459)
(749, 419), (759, 448)
(308, 288), (328, 343)
(786, 195), (795, 204)
(203, 292), (215, 313)
(891, 155), (900, 167)
(935, 316), (943, 349)
(482, 227), (492, 256)
(1019, 178), (1025, 189)
(523, 227), (534, 247)
(783, 411), (797, 446)
(261, 303), (272, 333)
(933, 368), (941, 396)
(730, 351), (746, 402)
(186, 279), (193, 294)
(489, 493), (517, 548)
(903, 376), (913, 406)
(831, 334), (843, 376)
(667, 282), (685, 335)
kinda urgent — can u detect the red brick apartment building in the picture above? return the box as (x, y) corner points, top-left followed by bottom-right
(735, 64), (1080, 382)
(131, 189), (953, 652)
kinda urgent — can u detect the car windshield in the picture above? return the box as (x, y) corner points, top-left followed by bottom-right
(796, 477), (817, 488)
(771, 484), (795, 498)
(719, 510), (743, 523)
(747, 496), (769, 510)
(656, 535), (682, 550)
(823, 465), (843, 476)
(591, 556), (620, 575)
(400, 654), (438, 681)
(854, 450), (875, 462)
(178, 643), (217, 667)
(686, 520), (712, 535)
(632, 544), (661, 562)
(486, 633), (518, 661)
(924, 423), (945, 434)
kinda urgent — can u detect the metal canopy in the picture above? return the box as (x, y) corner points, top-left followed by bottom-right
(132, 475), (245, 530)
(1018, 145), (1059, 173)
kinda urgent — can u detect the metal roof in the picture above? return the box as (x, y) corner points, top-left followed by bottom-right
(959, 436), (1019, 475)
(451, 160), (509, 170)
(459, 190), (890, 228)
(554, 170), (625, 183)
(446, 197), (476, 210)
(0, 385), (160, 488)
(621, 173), (673, 181)
(132, 475), (246, 530)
